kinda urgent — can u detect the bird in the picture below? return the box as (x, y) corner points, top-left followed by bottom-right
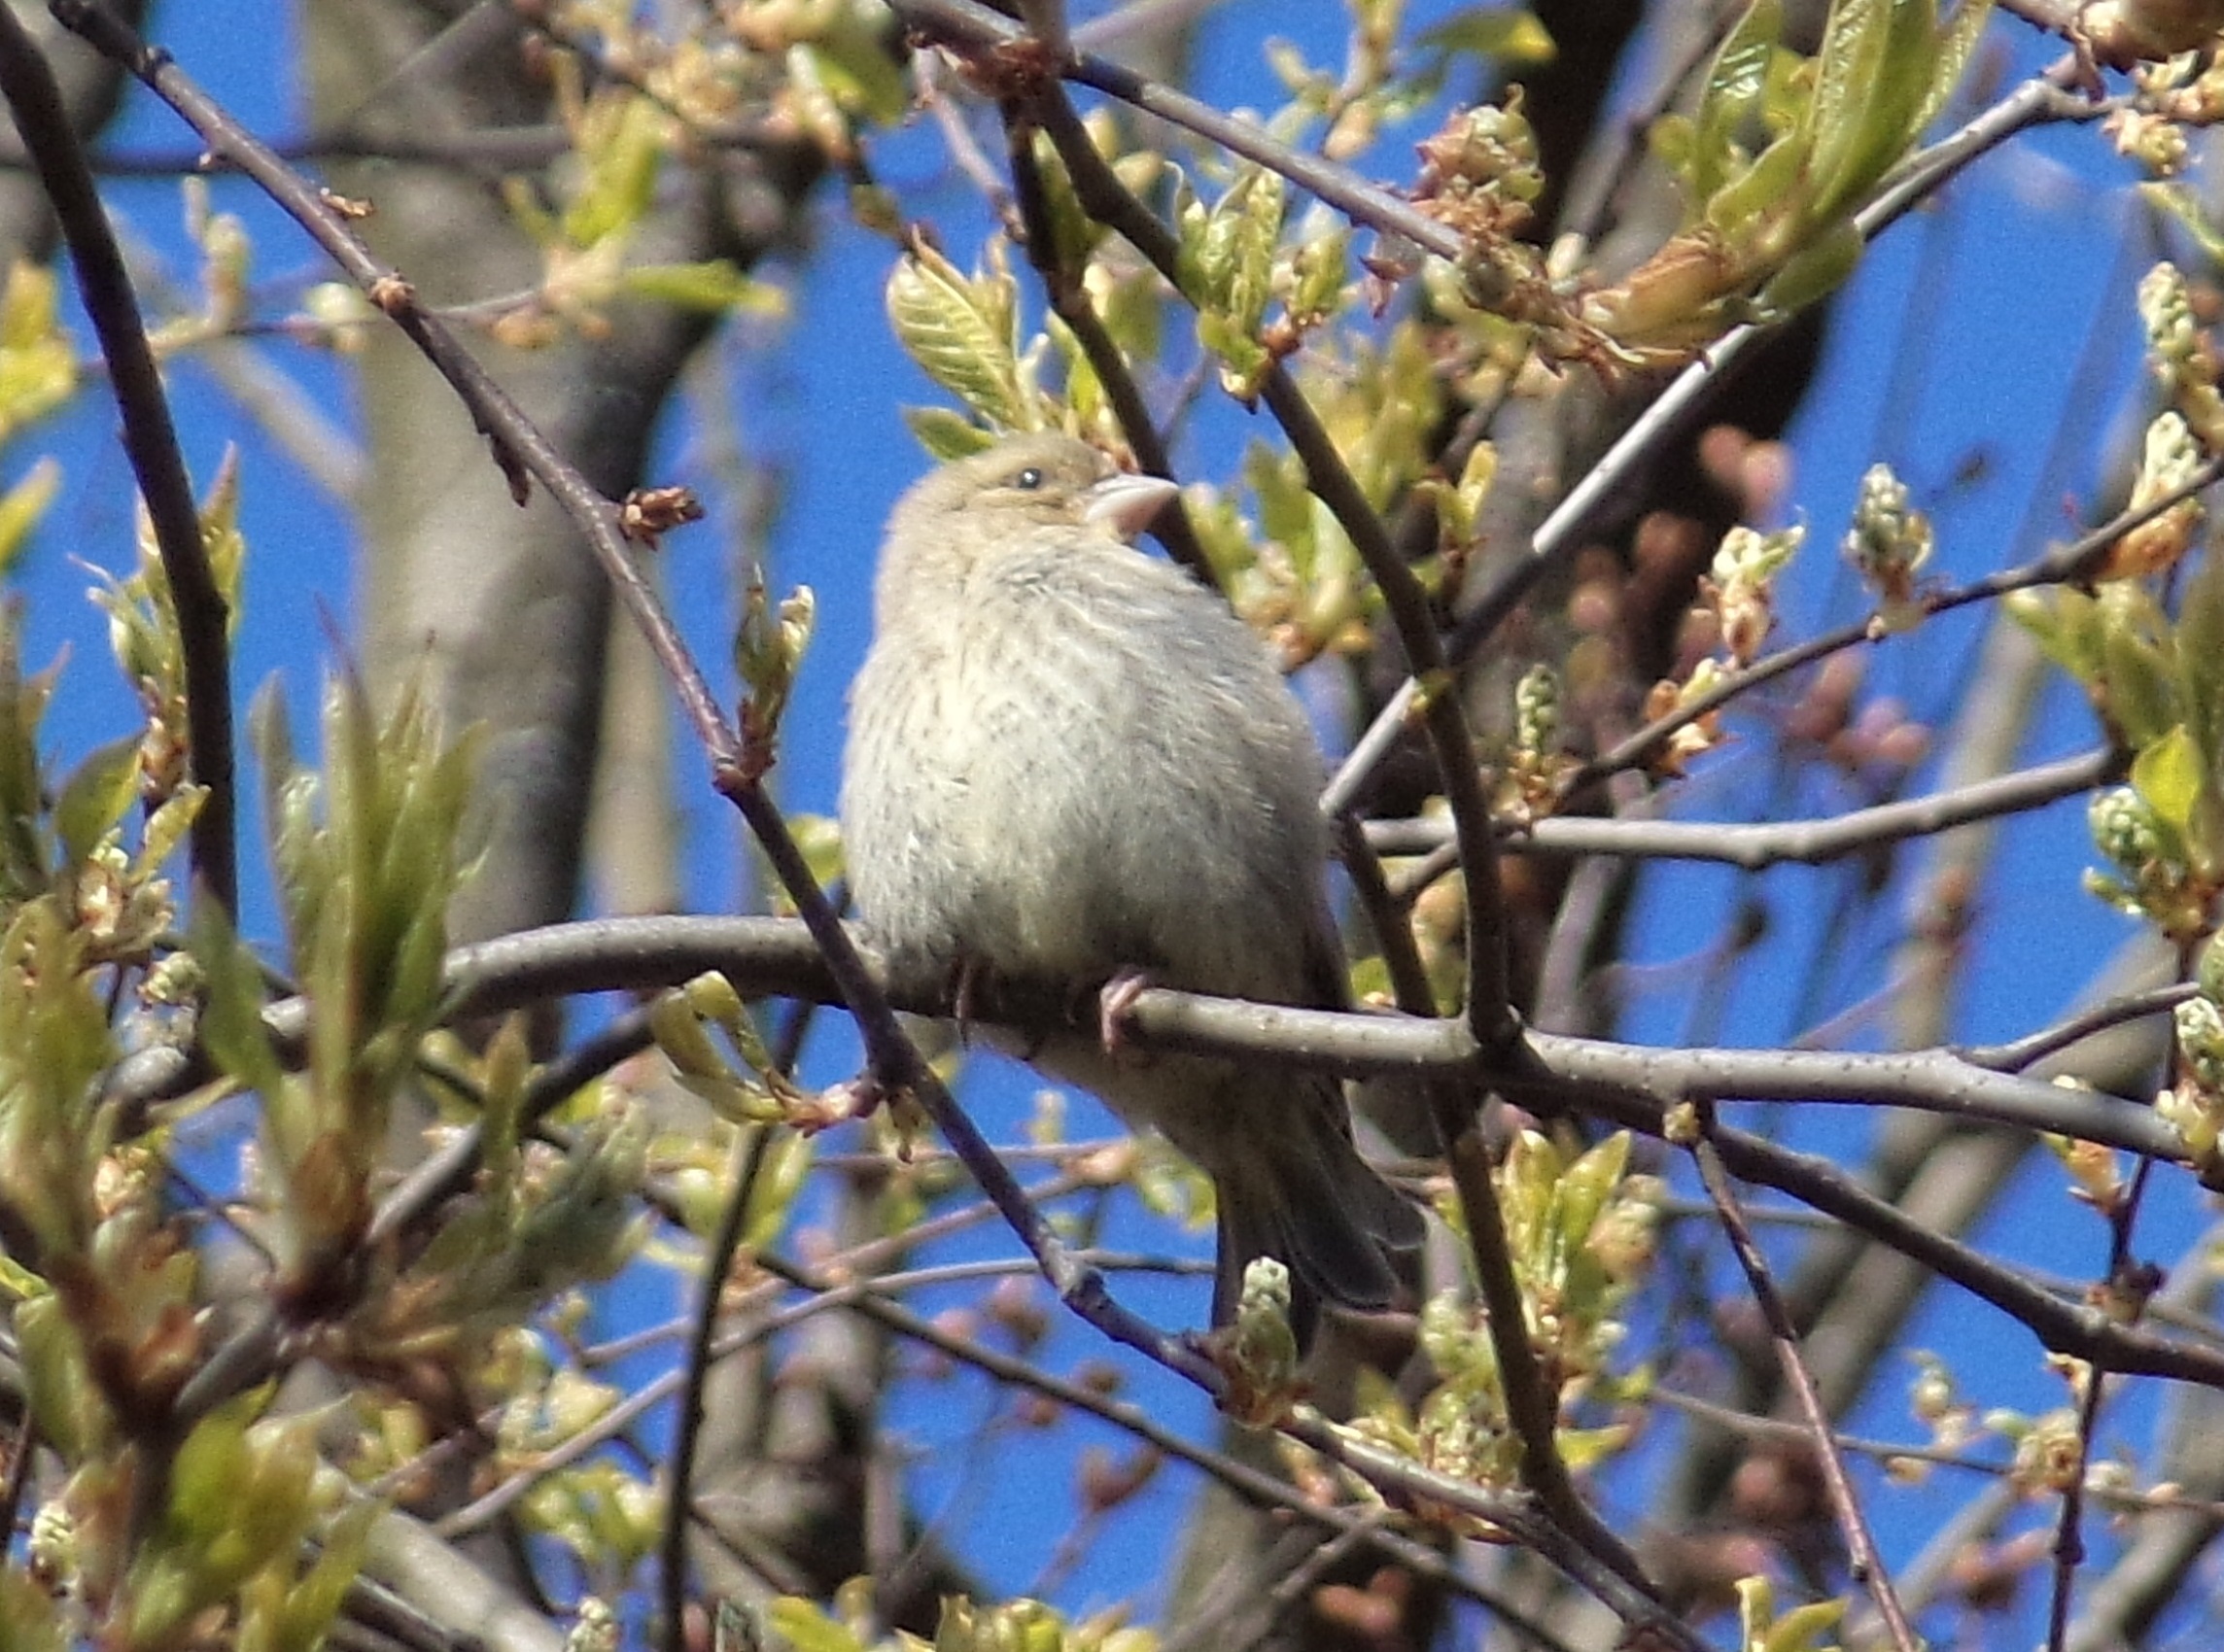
(839, 430), (1424, 1344)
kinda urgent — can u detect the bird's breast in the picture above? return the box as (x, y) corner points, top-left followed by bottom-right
(844, 561), (1327, 1000)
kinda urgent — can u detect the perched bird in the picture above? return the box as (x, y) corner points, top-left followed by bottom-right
(840, 432), (1423, 1342)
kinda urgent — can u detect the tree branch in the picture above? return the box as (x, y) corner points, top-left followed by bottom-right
(0, 2), (235, 915)
(1325, 59), (2100, 814)
(1365, 747), (2116, 870)
(1692, 1127), (1920, 1652)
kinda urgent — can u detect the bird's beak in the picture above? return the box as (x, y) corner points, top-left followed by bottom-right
(1082, 471), (1180, 541)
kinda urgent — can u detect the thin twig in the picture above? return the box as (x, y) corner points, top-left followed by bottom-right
(1000, 99), (1210, 578)
(1433, 1090), (1653, 1598)
(1325, 60), (2099, 815)
(1367, 747), (2116, 870)
(658, 1126), (766, 1652)
(1959, 982), (2190, 1075)
(1569, 448), (2224, 792)
(2045, 1143), (2159, 1650)
(1692, 1128), (1921, 1652)
(887, 0), (1465, 261)
(1023, 88), (1520, 1051)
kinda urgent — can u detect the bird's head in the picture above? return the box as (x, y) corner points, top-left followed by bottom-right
(889, 433), (1179, 550)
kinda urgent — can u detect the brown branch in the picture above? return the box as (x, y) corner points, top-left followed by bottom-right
(170, 909), (2224, 1554)
(998, 99), (1209, 579)
(121, 912), (2180, 1174)
(659, 1126), (769, 1652)
(886, 0), (1466, 261)
(0, 3), (235, 915)
(1435, 1087), (1654, 1597)
(1692, 1127), (1921, 1652)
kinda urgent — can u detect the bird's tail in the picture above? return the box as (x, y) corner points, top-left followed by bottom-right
(1206, 1074), (1426, 1345)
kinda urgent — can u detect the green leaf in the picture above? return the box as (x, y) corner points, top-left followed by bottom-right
(747, 1128), (814, 1250)
(1912, 0), (1994, 137)
(1026, 131), (1101, 279)
(1177, 166), (1284, 324)
(1413, 10), (1557, 66)
(0, 264), (77, 446)
(1692, 0), (1784, 203)
(885, 244), (1031, 430)
(1823, 4), (1932, 210)
(563, 94), (665, 248)
(0, 457), (59, 578)
(189, 898), (283, 1102)
(1197, 308), (1271, 402)
(621, 260), (789, 316)
(1806, 0), (1886, 175)
(1245, 444), (1315, 569)
(805, 13), (910, 125)
(1762, 1597), (1848, 1652)
(766, 1598), (869, 1652)
(257, 1498), (379, 1652)
(15, 1293), (104, 1460)
(197, 448), (248, 621)
(0, 1566), (66, 1652)
(2004, 586), (2102, 684)
(2144, 183), (2224, 266)
(1225, 167), (1285, 335)
(2178, 547), (2224, 783)
(901, 405), (997, 461)
(2133, 725), (2204, 838)
(1650, 111), (1698, 183)
(52, 733), (141, 866)
(2098, 588), (2178, 747)
(1755, 218), (1865, 317)
(1804, 0), (1986, 227)
(1703, 124), (1805, 238)
(1556, 1131), (1631, 1254)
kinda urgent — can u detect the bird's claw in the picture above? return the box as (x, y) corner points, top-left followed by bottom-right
(950, 954), (990, 1046)
(1098, 969), (1155, 1062)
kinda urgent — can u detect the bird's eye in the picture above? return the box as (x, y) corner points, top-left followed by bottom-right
(1012, 466), (1045, 492)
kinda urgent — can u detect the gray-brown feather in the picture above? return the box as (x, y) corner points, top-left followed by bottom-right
(840, 434), (1423, 1333)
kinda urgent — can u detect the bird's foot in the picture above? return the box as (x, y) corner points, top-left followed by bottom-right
(1097, 968), (1156, 1063)
(949, 954), (990, 1046)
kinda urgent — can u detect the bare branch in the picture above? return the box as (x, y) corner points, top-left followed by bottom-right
(0, 3), (235, 915)
(1692, 1129), (1920, 1652)
(1365, 747), (2117, 870)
